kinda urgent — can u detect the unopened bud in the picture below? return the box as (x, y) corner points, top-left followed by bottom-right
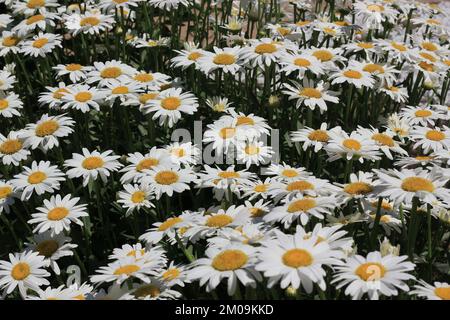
(380, 237), (400, 256)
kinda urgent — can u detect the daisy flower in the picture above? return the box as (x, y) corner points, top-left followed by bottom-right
(332, 251), (415, 300)
(87, 60), (135, 86)
(330, 66), (375, 89)
(117, 183), (154, 216)
(188, 244), (261, 296)
(121, 279), (182, 300)
(291, 123), (342, 152)
(283, 80), (338, 112)
(279, 52), (323, 76)
(109, 244), (167, 268)
(0, 251), (50, 298)
(197, 46), (242, 75)
(21, 113), (75, 151)
(28, 194), (88, 235)
(409, 126), (450, 153)
(205, 96), (234, 113)
(142, 165), (196, 199)
(60, 84), (106, 113)
(0, 31), (22, 57)
(103, 79), (142, 105)
(159, 262), (190, 287)
(203, 118), (247, 154)
(378, 85), (409, 103)
(0, 69), (16, 91)
(90, 256), (162, 285)
(27, 285), (72, 300)
(26, 231), (77, 275)
(0, 180), (16, 214)
(65, 148), (123, 186)
(264, 195), (336, 228)
(146, 87), (198, 127)
(131, 70), (170, 89)
(64, 12), (115, 36)
(38, 83), (70, 109)
(374, 168), (450, 205)
(0, 92), (23, 118)
(400, 105), (442, 127)
(256, 231), (340, 292)
(365, 213), (401, 235)
(12, 12), (60, 37)
(120, 148), (171, 184)
(0, 131), (30, 166)
(165, 142), (200, 167)
(11, 161), (65, 200)
(266, 163), (309, 182)
(53, 63), (91, 83)
(239, 178), (273, 200)
(171, 42), (205, 70)
(236, 140), (273, 168)
(410, 280), (450, 300)
(12, 0), (59, 15)
(269, 176), (337, 202)
(357, 126), (408, 160)
(20, 32), (62, 58)
(325, 130), (381, 163)
(240, 38), (285, 67)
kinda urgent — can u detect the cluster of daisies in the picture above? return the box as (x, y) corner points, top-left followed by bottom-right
(0, 0), (449, 301)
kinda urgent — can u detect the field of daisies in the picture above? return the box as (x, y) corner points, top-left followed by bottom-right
(0, 0), (449, 301)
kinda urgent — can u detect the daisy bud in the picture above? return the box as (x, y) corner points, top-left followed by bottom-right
(268, 95), (280, 108)
(422, 81), (434, 90)
(380, 237), (400, 257)
(285, 286), (298, 298)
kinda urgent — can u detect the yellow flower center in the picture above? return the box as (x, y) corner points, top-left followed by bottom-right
(418, 61), (434, 72)
(344, 182), (373, 195)
(139, 93), (158, 104)
(355, 262), (386, 281)
(323, 27), (336, 35)
(113, 264), (140, 275)
(287, 198), (316, 213)
(244, 145), (260, 155)
(32, 38), (48, 49)
(236, 116), (254, 126)
(343, 70), (363, 79)
(391, 42), (407, 52)
(126, 249), (145, 257)
(80, 17), (100, 27)
(133, 73), (153, 83)
(66, 63), (82, 71)
(219, 127), (236, 139)
(421, 42), (437, 51)
(426, 130), (445, 141)
(312, 50), (333, 62)
(367, 4), (384, 11)
(286, 180), (314, 192)
(82, 156), (104, 169)
(282, 249), (313, 268)
(370, 200), (393, 211)
(363, 63), (384, 74)
(112, 86), (129, 95)
(387, 86), (399, 92)
(133, 285), (160, 298)
(401, 177), (435, 192)
(434, 287), (450, 300)
(254, 184), (268, 192)
(47, 207), (69, 221)
(343, 138), (361, 151)
(370, 214), (391, 223)
(250, 207), (265, 217)
(75, 91), (93, 102)
(277, 27), (291, 36)
(300, 88), (322, 98)
(28, 171), (47, 184)
(218, 171), (240, 179)
(2, 36), (19, 47)
(0, 186), (12, 199)
(158, 217), (183, 231)
(136, 158), (159, 171)
(0, 139), (22, 154)
(282, 169), (298, 178)
(255, 43), (277, 54)
(206, 214), (233, 228)
(53, 88), (68, 99)
(415, 156), (433, 161)
(213, 53), (236, 65)
(187, 51), (202, 61)
(154, 170), (179, 185)
(131, 191), (146, 203)
(11, 263), (30, 280)
(415, 109), (432, 117)
(162, 268), (180, 281)
(27, 0), (45, 8)
(293, 58), (311, 67)
(426, 19), (440, 25)
(212, 249), (248, 271)
(36, 240), (59, 258)
(420, 52), (437, 63)
(100, 67), (122, 79)
(308, 130), (329, 142)
(161, 97), (181, 110)
(296, 20), (310, 26)
(26, 14), (45, 25)
(357, 42), (374, 49)
(371, 133), (394, 147)
(35, 120), (59, 137)
(171, 148), (185, 158)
